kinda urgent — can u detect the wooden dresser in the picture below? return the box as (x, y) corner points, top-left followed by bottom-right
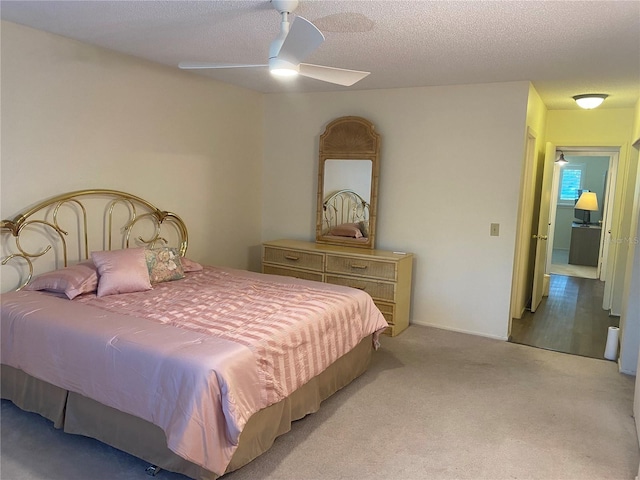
(262, 239), (413, 336)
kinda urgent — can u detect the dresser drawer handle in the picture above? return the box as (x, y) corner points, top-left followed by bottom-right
(351, 285), (367, 290)
(350, 264), (368, 269)
(284, 255), (300, 261)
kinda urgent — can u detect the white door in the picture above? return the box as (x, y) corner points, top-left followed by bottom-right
(545, 162), (562, 275)
(531, 143), (557, 313)
(599, 152), (619, 282)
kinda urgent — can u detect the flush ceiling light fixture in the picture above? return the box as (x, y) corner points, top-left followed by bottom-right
(573, 94), (609, 109)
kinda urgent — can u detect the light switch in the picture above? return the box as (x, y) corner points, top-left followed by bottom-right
(490, 223), (500, 236)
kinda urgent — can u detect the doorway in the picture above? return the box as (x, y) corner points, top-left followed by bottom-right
(548, 152), (615, 281)
(510, 275), (619, 359)
(510, 148), (620, 360)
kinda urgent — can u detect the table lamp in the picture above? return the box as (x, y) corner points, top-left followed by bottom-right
(575, 191), (599, 226)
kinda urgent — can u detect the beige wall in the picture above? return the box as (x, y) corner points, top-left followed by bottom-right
(13, 20), (634, 346)
(0, 21), (264, 277)
(263, 82), (531, 339)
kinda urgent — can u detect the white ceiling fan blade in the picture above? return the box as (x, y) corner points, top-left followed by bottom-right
(276, 16), (324, 64)
(298, 63), (370, 86)
(179, 62), (267, 70)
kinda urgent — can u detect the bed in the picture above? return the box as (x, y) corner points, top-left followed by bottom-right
(0, 189), (388, 479)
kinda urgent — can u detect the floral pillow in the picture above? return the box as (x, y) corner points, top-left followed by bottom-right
(145, 247), (185, 284)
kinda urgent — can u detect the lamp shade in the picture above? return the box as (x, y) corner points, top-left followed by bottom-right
(575, 191), (598, 211)
(573, 94), (608, 109)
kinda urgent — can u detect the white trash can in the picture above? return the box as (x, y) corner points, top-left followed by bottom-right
(604, 326), (620, 361)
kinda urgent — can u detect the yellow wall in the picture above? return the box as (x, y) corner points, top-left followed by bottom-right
(546, 109), (635, 146)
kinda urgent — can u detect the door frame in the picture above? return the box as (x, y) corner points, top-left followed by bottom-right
(545, 161), (562, 274)
(509, 127), (538, 330)
(598, 151), (619, 282)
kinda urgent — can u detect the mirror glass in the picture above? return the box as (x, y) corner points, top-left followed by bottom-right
(316, 116), (380, 249)
(324, 159), (372, 203)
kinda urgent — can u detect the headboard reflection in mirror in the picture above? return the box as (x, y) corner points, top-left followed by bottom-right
(316, 116), (380, 249)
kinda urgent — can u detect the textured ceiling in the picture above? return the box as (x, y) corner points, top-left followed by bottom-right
(1, 0), (639, 110)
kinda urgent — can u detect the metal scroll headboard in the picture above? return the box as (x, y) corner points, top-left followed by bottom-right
(1, 189), (188, 291)
(322, 189), (370, 236)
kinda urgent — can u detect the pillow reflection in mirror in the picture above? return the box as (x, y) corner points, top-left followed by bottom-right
(330, 223), (364, 238)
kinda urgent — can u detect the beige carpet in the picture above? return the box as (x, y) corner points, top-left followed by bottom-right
(2, 325), (638, 480)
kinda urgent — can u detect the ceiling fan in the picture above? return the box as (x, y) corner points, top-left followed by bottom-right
(178, 0), (370, 87)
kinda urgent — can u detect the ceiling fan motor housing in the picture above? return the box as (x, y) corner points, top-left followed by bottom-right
(271, 0), (299, 14)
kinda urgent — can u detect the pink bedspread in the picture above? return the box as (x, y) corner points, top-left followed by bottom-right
(1, 266), (387, 475)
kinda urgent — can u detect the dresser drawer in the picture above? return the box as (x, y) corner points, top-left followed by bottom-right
(263, 246), (324, 272)
(263, 239), (412, 337)
(263, 265), (324, 282)
(375, 302), (395, 325)
(325, 274), (395, 302)
(326, 255), (396, 281)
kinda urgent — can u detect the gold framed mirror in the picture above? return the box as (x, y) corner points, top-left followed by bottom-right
(316, 116), (380, 249)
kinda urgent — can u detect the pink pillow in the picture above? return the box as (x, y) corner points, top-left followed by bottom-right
(24, 261), (98, 300)
(91, 248), (152, 297)
(181, 257), (203, 272)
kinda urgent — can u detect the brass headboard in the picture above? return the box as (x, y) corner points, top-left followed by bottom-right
(1, 189), (188, 291)
(322, 189), (370, 236)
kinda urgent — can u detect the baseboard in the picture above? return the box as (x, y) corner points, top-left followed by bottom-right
(410, 320), (509, 341)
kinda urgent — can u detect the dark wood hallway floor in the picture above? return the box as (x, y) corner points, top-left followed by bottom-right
(510, 274), (619, 360)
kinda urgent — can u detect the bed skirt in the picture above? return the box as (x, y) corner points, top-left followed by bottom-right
(1, 334), (373, 479)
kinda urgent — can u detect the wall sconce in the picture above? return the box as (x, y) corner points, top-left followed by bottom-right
(555, 151), (568, 166)
(573, 94), (608, 109)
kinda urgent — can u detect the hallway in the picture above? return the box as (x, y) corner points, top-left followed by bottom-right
(510, 274), (619, 360)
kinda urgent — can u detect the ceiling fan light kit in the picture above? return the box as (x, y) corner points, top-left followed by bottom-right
(178, 0), (370, 87)
(573, 93), (608, 109)
(269, 56), (300, 77)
